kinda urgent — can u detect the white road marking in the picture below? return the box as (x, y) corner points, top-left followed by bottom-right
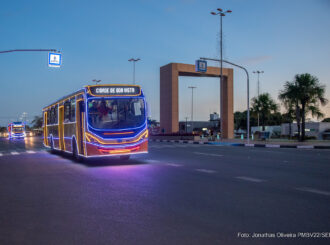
(236, 176), (265, 183)
(166, 163), (183, 167)
(194, 152), (223, 157)
(0, 153), (3, 157)
(26, 150), (36, 154)
(10, 151), (19, 155)
(296, 187), (330, 196)
(283, 160), (289, 163)
(195, 169), (217, 174)
(188, 140), (194, 144)
(144, 159), (161, 163)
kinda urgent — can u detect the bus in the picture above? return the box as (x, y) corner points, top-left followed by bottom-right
(42, 84), (148, 160)
(8, 122), (26, 139)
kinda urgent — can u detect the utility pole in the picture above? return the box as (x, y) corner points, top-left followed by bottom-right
(128, 58), (141, 85)
(188, 86), (196, 133)
(253, 70), (264, 128)
(211, 8), (232, 139)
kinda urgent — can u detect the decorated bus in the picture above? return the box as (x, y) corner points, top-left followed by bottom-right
(42, 84), (148, 160)
(8, 122), (26, 139)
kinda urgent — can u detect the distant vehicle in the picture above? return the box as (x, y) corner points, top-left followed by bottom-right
(322, 129), (330, 140)
(42, 84), (148, 160)
(8, 122), (26, 139)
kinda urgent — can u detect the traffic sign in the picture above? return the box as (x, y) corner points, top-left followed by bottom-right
(48, 52), (62, 67)
(195, 59), (207, 72)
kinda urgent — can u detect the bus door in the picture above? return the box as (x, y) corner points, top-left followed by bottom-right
(76, 100), (84, 155)
(43, 111), (48, 145)
(58, 106), (65, 150)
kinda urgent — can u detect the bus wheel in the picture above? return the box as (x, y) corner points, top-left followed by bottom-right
(120, 155), (130, 161)
(50, 137), (55, 154)
(72, 139), (82, 162)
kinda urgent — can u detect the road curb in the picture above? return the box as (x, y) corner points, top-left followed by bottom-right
(149, 139), (330, 150)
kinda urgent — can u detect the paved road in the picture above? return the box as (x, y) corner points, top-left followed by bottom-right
(0, 137), (330, 245)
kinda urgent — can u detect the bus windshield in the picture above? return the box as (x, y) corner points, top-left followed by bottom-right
(87, 98), (145, 129)
(13, 127), (24, 133)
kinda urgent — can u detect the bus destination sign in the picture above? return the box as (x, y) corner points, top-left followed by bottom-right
(90, 86), (140, 96)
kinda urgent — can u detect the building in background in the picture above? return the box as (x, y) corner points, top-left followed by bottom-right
(281, 122), (330, 140)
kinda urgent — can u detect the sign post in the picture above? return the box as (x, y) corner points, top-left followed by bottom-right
(48, 52), (62, 68)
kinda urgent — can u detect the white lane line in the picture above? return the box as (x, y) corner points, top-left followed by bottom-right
(296, 187), (330, 196)
(195, 169), (217, 174)
(236, 176), (265, 183)
(166, 163), (183, 167)
(26, 150), (36, 154)
(194, 152), (223, 157)
(144, 159), (161, 163)
(10, 151), (19, 155)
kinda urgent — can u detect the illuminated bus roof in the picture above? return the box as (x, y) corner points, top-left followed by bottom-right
(43, 84), (143, 111)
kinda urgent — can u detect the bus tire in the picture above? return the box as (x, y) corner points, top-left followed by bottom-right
(120, 155), (130, 161)
(50, 137), (55, 154)
(72, 139), (82, 162)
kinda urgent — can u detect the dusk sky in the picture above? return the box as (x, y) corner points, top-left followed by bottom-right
(0, 0), (329, 125)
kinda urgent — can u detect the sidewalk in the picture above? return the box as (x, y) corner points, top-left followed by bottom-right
(149, 138), (330, 149)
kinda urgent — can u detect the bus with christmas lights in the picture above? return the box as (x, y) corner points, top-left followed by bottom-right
(42, 84), (148, 160)
(8, 122), (26, 139)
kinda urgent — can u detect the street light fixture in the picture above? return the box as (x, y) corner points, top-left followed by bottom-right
(210, 8), (232, 139)
(128, 58), (141, 85)
(188, 86), (197, 134)
(253, 70), (264, 127)
(92, 79), (101, 85)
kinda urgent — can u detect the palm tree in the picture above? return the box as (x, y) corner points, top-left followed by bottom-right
(279, 90), (297, 139)
(279, 74), (328, 141)
(251, 93), (278, 131)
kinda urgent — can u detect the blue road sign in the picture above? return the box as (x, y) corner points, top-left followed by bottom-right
(195, 59), (207, 72)
(48, 52), (62, 67)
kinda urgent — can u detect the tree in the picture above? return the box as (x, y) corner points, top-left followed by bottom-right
(322, 118), (330, 122)
(279, 91), (297, 139)
(31, 115), (43, 129)
(279, 74), (328, 141)
(251, 93), (278, 131)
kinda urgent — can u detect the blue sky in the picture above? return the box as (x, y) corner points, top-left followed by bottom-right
(0, 0), (329, 125)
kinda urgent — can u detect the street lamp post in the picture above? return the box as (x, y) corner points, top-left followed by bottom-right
(128, 58), (141, 85)
(211, 8), (232, 139)
(253, 70), (264, 127)
(200, 57), (250, 144)
(188, 86), (196, 133)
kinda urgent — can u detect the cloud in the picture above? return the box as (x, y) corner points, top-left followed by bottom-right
(236, 55), (273, 65)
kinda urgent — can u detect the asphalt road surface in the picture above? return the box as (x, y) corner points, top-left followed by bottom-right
(0, 137), (330, 245)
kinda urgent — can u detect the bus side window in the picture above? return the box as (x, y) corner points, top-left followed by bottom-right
(64, 101), (70, 123)
(54, 105), (58, 124)
(70, 98), (76, 122)
(47, 109), (50, 125)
